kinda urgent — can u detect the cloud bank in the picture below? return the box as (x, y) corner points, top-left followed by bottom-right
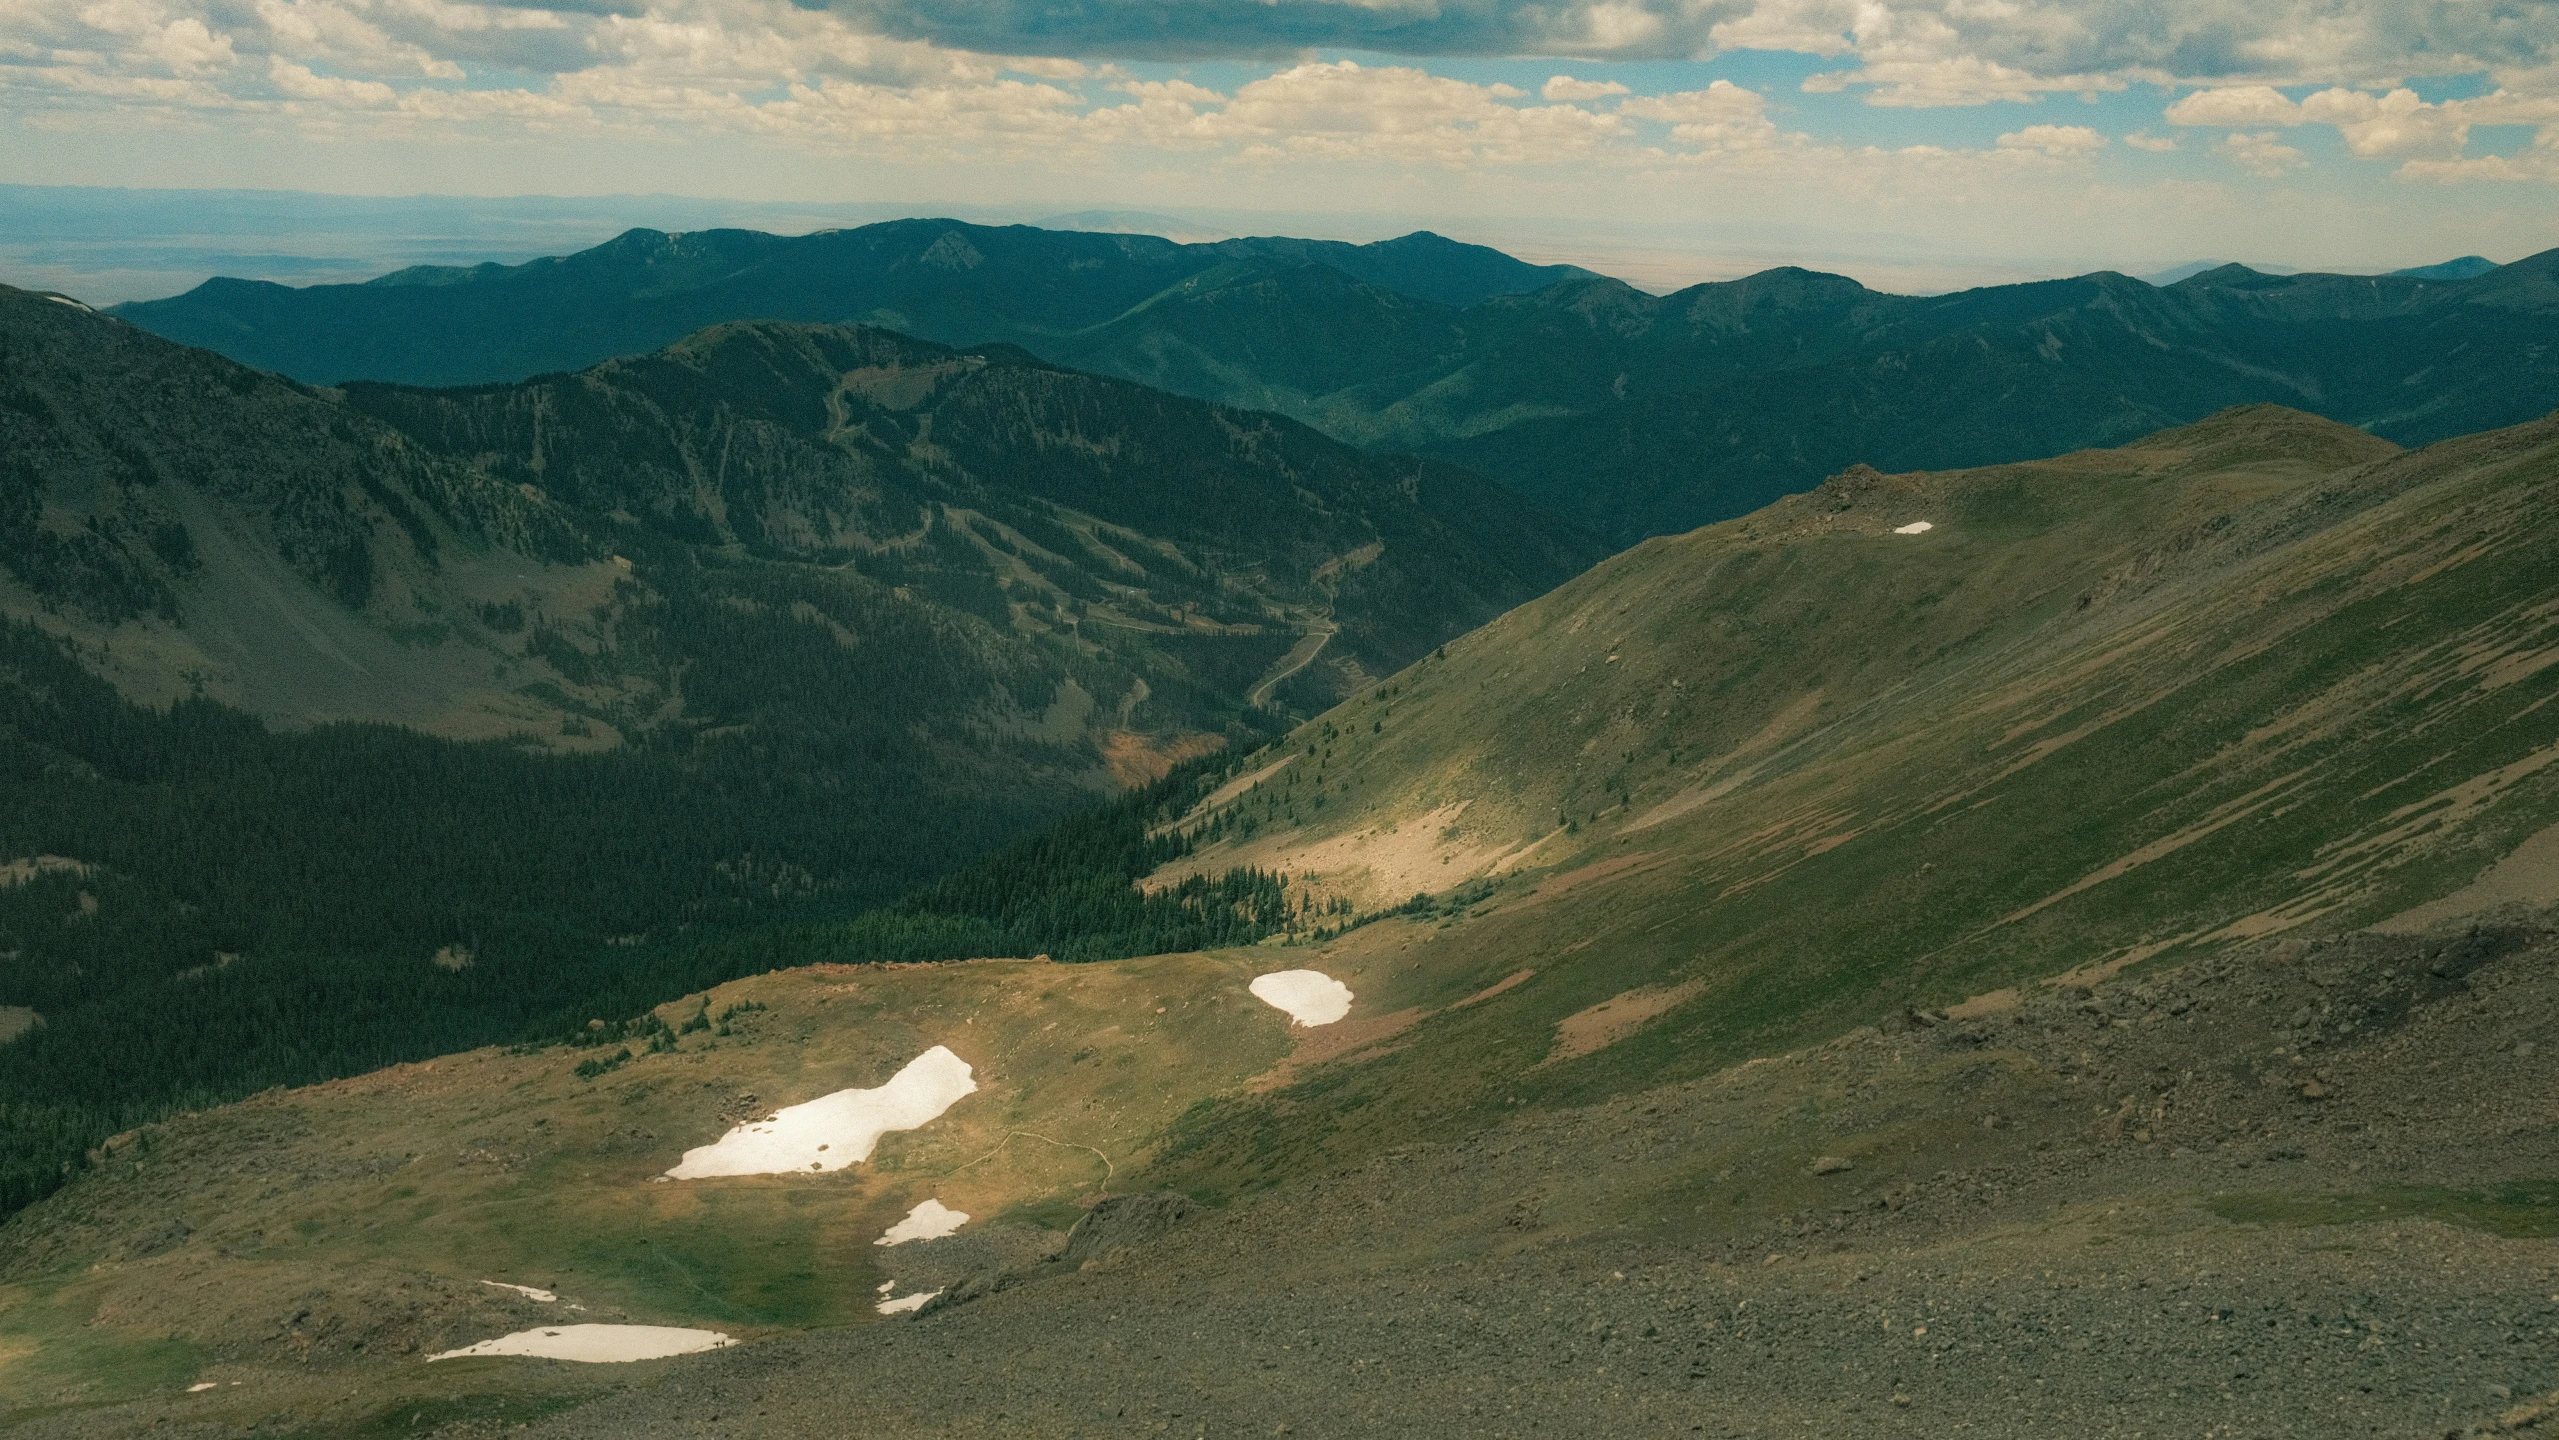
(4, 0), (2558, 271)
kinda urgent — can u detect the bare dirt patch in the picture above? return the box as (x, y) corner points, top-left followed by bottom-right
(1453, 969), (1536, 1008)
(1155, 802), (1520, 911)
(0, 857), (91, 889)
(1250, 1007), (1427, 1093)
(1101, 731), (1226, 788)
(1541, 978), (1708, 1065)
(0, 1008), (39, 1044)
(1942, 988), (2018, 1021)
(2379, 818), (2559, 933)
(1514, 852), (1666, 908)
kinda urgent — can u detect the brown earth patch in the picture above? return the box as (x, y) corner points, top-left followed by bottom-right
(1102, 731), (1226, 788)
(1515, 853), (1666, 909)
(2046, 931), (2207, 991)
(1942, 988), (2018, 1020)
(2378, 817), (2559, 934)
(1540, 978), (1708, 1066)
(1453, 969), (1536, 1008)
(1149, 802), (1514, 912)
(1249, 1007), (1427, 1094)
(0, 856), (91, 889)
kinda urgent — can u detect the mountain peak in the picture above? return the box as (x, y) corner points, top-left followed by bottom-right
(2390, 255), (2499, 281)
(2123, 403), (2399, 471)
(2175, 262), (2272, 286)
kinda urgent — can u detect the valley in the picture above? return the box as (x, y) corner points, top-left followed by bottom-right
(0, 283), (1591, 1218)
(4, 400), (2555, 1437)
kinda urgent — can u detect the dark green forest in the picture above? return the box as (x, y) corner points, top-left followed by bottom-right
(0, 619), (1308, 1215)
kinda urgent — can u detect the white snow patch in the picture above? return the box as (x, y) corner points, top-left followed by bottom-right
(1892, 521), (1934, 535)
(426, 1324), (733, 1363)
(1250, 970), (1354, 1027)
(45, 295), (92, 311)
(479, 1281), (556, 1302)
(875, 1198), (970, 1246)
(187, 1382), (218, 1393)
(875, 1280), (897, 1295)
(664, 1046), (976, 1179)
(876, 1290), (940, 1315)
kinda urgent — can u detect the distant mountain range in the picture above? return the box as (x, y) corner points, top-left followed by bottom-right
(109, 221), (1594, 385)
(112, 223), (2559, 547)
(2138, 258), (2306, 285)
(2392, 255), (2501, 280)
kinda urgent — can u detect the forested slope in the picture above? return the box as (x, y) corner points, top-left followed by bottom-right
(0, 287), (1594, 1215)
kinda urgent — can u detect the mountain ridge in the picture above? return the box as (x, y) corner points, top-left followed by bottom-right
(111, 222), (2559, 547)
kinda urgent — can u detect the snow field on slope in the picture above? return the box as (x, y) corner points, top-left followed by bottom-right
(478, 1281), (555, 1301)
(426, 1325), (734, 1363)
(876, 1198), (969, 1245)
(1249, 970), (1354, 1026)
(665, 1046), (976, 1179)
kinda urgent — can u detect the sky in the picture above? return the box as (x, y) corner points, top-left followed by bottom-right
(4, 0), (2558, 294)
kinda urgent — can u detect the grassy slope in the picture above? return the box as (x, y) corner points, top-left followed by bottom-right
(8, 404), (2559, 1424)
(1141, 403), (2559, 1182)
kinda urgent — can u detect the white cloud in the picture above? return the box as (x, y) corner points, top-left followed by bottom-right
(2166, 80), (2527, 176)
(8, 0), (2556, 201)
(269, 55), (391, 104)
(2299, 86), (2463, 160)
(1707, 0), (1855, 60)
(1618, 78), (1789, 152)
(1206, 61), (1620, 166)
(1996, 122), (2104, 156)
(1541, 74), (1628, 101)
(2215, 130), (2307, 177)
(2163, 85), (2301, 128)
(2399, 128), (2559, 184)
(1572, 1), (1663, 53)
(1808, 56), (2126, 108)
(140, 15), (234, 73)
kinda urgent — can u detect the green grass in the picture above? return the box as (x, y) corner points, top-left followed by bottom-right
(1146, 408), (2559, 1200)
(2210, 1182), (2559, 1239)
(271, 1390), (588, 1440)
(0, 1279), (203, 1417)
